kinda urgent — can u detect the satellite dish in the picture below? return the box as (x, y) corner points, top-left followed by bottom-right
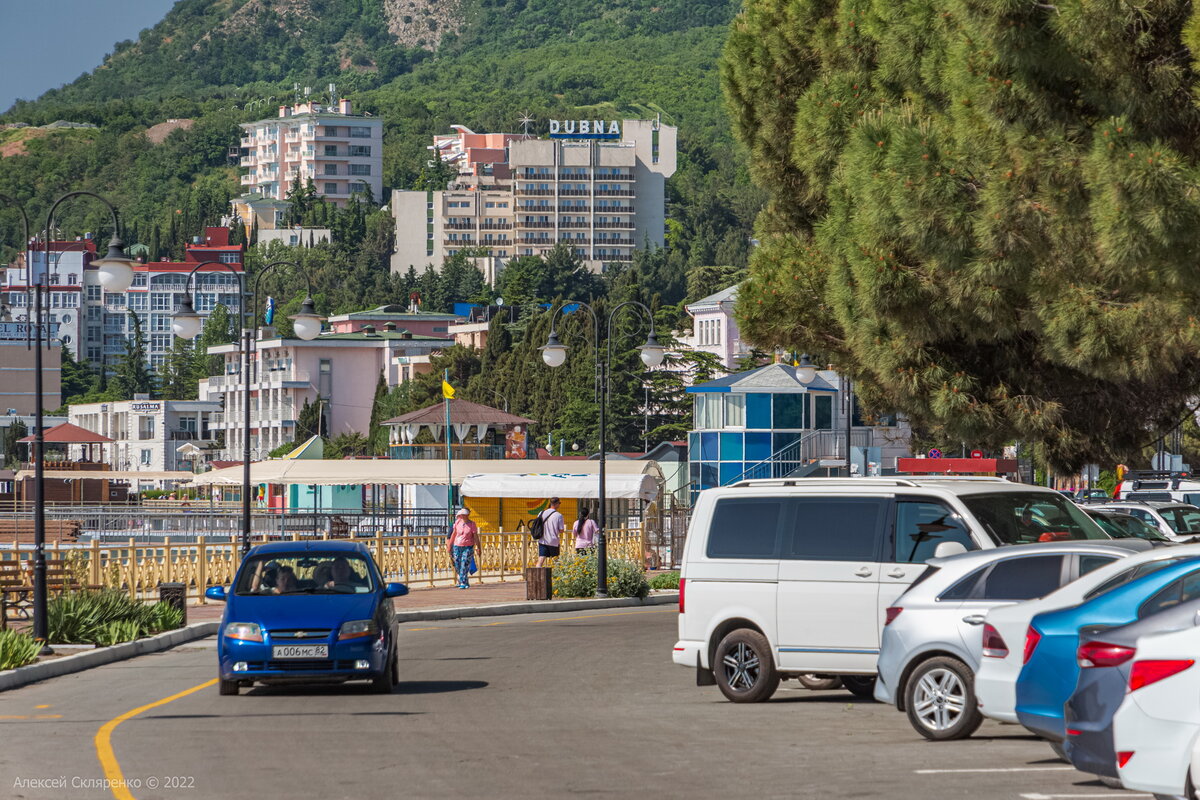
(496, 297), (504, 306)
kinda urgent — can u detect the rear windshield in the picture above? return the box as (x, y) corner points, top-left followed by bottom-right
(235, 553), (375, 595)
(1159, 507), (1200, 537)
(1097, 513), (1170, 542)
(960, 492), (1108, 545)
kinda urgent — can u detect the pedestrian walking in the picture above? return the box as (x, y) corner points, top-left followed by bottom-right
(448, 507), (479, 589)
(535, 497), (565, 567)
(573, 506), (598, 554)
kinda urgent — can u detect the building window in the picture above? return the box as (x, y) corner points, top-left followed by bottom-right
(196, 293), (216, 312)
(140, 448), (152, 465)
(87, 285), (101, 301)
(219, 252), (240, 264)
(325, 163), (338, 175)
(318, 359), (332, 400)
(128, 293), (147, 310)
(323, 145), (338, 157)
(324, 183), (338, 194)
(150, 314), (171, 332)
(349, 145), (371, 157)
(151, 293), (173, 311)
(138, 416), (155, 440)
(724, 394), (746, 428)
(132, 273), (146, 287)
(349, 126), (371, 138)
(323, 126), (340, 137)
(349, 164), (371, 175)
(151, 333), (173, 351)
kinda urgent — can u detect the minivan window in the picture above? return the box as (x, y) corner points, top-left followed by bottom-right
(976, 555), (1065, 600)
(1159, 506), (1200, 537)
(783, 498), (885, 561)
(893, 500), (978, 563)
(960, 492), (1108, 544)
(706, 498), (782, 559)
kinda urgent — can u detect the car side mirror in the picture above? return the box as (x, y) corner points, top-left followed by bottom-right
(932, 542), (969, 559)
(385, 582), (409, 598)
(205, 586), (227, 602)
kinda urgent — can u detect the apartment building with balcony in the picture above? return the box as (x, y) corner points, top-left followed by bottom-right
(205, 324), (454, 460)
(391, 118), (677, 279)
(236, 98), (383, 208)
(69, 397), (222, 473)
(3, 239), (94, 358)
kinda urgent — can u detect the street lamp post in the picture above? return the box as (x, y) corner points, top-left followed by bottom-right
(540, 301), (665, 598)
(173, 259), (322, 556)
(0, 191), (137, 651)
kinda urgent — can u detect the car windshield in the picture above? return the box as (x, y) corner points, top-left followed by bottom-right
(1103, 514), (1171, 542)
(960, 492), (1108, 545)
(234, 553), (375, 596)
(1160, 506), (1200, 536)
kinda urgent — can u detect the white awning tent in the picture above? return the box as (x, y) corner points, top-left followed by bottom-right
(185, 458), (663, 492)
(13, 470), (196, 482)
(459, 472), (658, 501)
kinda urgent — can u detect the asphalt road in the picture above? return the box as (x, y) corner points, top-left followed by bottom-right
(0, 607), (1147, 800)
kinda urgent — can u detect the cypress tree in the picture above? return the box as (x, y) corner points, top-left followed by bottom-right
(725, 0), (1200, 469)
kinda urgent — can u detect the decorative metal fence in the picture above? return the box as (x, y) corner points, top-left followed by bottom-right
(0, 528), (648, 604)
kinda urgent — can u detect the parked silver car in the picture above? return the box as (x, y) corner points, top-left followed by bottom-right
(1092, 501), (1200, 542)
(874, 540), (1147, 740)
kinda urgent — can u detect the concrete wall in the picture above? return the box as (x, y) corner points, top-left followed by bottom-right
(0, 342), (61, 415)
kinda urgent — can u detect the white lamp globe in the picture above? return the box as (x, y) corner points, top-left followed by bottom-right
(638, 330), (666, 368)
(92, 234), (137, 292)
(539, 331), (568, 368)
(172, 311), (202, 340)
(289, 296), (323, 341)
(795, 353), (818, 385)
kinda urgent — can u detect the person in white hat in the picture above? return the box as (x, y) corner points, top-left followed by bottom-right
(448, 507), (480, 589)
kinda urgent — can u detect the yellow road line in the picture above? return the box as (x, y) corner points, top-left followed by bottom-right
(95, 679), (216, 800)
(34, 704), (50, 709)
(0, 714), (62, 720)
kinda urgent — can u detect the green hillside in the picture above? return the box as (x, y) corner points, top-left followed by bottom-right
(0, 0), (756, 309)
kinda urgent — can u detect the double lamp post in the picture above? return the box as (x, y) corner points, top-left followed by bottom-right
(539, 300), (664, 598)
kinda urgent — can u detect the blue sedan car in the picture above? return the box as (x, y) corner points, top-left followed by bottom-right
(1015, 557), (1200, 742)
(206, 541), (409, 696)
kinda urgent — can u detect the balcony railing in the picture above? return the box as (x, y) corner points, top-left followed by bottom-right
(558, 221), (589, 229)
(596, 205), (634, 213)
(445, 222), (476, 230)
(516, 221), (555, 229)
(516, 237), (555, 245)
(594, 188), (635, 196)
(240, 175), (256, 186)
(480, 222), (512, 230)
(516, 188), (555, 196)
(598, 254), (633, 262)
(594, 220), (635, 229)
(595, 238), (635, 246)
(444, 238), (477, 246)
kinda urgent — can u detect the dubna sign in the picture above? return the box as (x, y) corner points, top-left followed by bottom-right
(548, 119), (621, 139)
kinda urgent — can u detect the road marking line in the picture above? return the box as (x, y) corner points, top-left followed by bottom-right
(1019, 794), (1152, 799)
(95, 679), (216, 800)
(34, 704), (50, 709)
(914, 767), (1075, 774)
(0, 714), (62, 720)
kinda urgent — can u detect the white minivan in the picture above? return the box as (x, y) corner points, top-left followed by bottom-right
(672, 477), (1116, 702)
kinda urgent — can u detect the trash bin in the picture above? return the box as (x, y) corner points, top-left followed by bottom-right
(157, 582), (187, 627)
(524, 567), (552, 600)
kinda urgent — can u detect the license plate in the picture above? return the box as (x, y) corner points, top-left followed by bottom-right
(271, 645), (328, 659)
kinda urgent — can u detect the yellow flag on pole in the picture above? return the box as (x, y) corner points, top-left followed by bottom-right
(442, 380), (455, 399)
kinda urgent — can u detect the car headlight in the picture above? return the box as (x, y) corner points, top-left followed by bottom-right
(338, 619), (379, 640)
(224, 622), (263, 642)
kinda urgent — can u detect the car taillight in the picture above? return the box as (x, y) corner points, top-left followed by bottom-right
(678, 578), (685, 614)
(884, 607), (903, 626)
(982, 624), (1009, 658)
(1129, 659), (1195, 691)
(1066, 728), (1082, 737)
(1116, 751), (1134, 769)
(1023, 626), (1042, 665)
(1078, 641), (1136, 669)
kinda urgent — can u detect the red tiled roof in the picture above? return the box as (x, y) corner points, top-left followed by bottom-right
(18, 422), (112, 444)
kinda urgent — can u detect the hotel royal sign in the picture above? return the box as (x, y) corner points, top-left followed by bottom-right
(548, 119), (621, 140)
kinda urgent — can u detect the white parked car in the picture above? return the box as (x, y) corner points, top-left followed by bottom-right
(1113, 622), (1200, 798)
(874, 541), (1141, 740)
(673, 476), (1118, 703)
(1093, 501), (1200, 542)
(974, 544), (1200, 724)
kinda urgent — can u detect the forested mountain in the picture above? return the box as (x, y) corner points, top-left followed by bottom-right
(0, 0), (757, 285)
(3, 0), (758, 452)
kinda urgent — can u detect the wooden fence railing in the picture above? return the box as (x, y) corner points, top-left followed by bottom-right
(0, 528), (648, 604)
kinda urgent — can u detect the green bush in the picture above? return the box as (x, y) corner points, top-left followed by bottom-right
(552, 551), (650, 599)
(0, 629), (41, 670)
(649, 571), (680, 590)
(47, 589), (180, 645)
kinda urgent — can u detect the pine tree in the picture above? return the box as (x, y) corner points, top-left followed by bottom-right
(296, 397), (322, 442)
(111, 312), (155, 399)
(367, 371), (390, 455)
(725, 0), (1200, 470)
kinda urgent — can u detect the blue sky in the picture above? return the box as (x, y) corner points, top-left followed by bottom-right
(0, 0), (178, 112)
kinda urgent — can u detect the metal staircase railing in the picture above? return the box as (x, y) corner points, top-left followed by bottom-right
(723, 429), (875, 486)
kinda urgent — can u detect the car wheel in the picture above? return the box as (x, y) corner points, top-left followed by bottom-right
(371, 648), (396, 694)
(218, 677), (239, 696)
(840, 675), (878, 701)
(903, 657), (983, 741)
(797, 674), (842, 691)
(714, 629), (780, 703)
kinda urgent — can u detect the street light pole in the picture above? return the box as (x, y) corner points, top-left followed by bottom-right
(173, 259), (322, 557)
(541, 300), (664, 597)
(1, 191), (135, 652)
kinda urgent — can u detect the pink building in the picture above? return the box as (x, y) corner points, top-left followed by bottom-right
(325, 305), (460, 338)
(684, 285), (744, 370)
(205, 325), (454, 460)
(431, 126), (532, 185)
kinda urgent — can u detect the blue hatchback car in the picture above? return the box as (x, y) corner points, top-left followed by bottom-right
(206, 541), (409, 695)
(1015, 557), (1200, 742)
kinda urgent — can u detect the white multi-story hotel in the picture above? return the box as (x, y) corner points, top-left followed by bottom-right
(69, 397), (222, 474)
(236, 96), (384, 207)
(391, 118), (677, 280)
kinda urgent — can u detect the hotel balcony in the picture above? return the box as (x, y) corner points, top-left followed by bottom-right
(559, 188), (589, 196)
(516, 237), (555, 245)
(594, 188), (635, 197)
(480, 222), (512, 230)
(598, 253), (633, 262)
(516, 187), (555, 196)
(594, 220), (636, 229)
(240, 155), (257, 167)
(596, 205), (634, 214)
(595, 238), (635, 246)
(445, 221), (477, 230)
(240, 137), (254, 148)
(515, 221), (555, 229)
(444, 238), (477, 246)
(558, 221), (590, 229)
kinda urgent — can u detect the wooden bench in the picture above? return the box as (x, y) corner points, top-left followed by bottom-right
(0, 559), (103, 627)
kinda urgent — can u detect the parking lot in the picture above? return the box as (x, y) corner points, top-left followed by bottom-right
(0, 607), (1145, 799)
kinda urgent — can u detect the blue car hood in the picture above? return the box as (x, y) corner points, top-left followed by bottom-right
(228, 593), (378, 630)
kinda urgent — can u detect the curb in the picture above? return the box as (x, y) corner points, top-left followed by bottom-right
(394, 591), (678, 623)
(0, 621), (219, 692)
